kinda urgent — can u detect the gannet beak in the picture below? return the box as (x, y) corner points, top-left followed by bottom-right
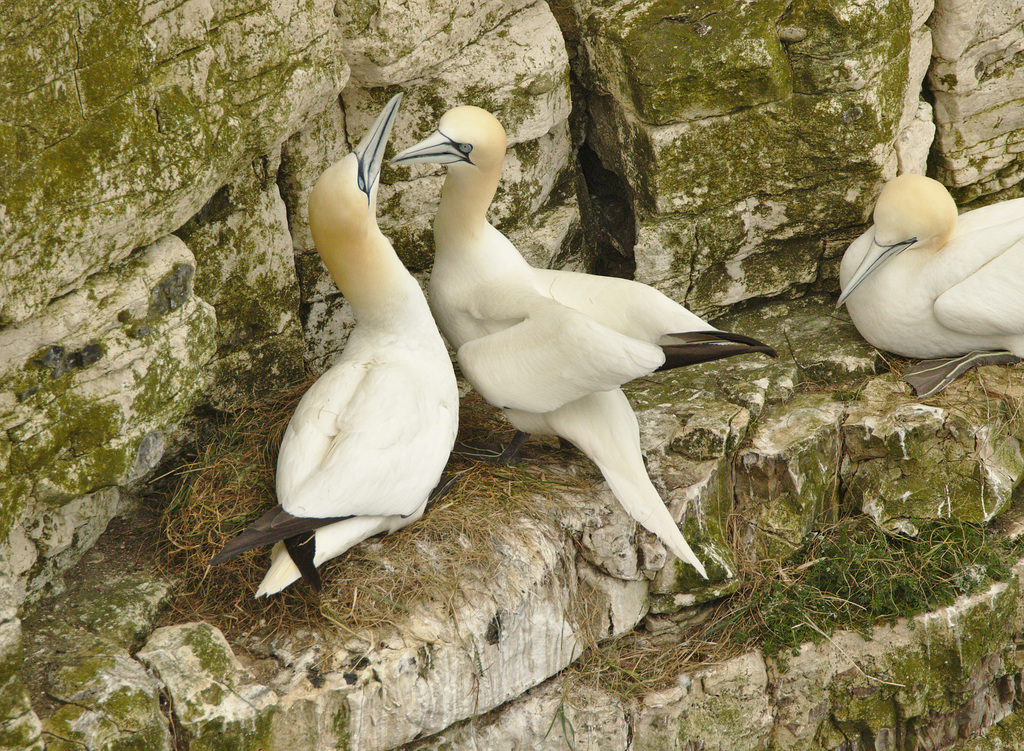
(836, 235), (917, 308)
(353, 93), (403, 203)
(390, 129), (474, 167)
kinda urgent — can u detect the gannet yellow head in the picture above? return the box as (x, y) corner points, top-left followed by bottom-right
(308, 94), (404, 310)
(837, 174), (958, 307)
(389, 105), (507, 174)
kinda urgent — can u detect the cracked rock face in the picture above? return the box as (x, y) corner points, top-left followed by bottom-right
(563, 0), (935, 316)
(5, 0), (1024, 748)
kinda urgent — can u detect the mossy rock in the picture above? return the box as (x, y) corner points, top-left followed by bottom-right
(843, 375), (1024, 531)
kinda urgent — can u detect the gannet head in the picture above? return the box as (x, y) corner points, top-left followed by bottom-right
(308, 94), (403, 305)
(390, 105), (507, 173)
(308, 93), (402, 249)
(837, 174), (958, 307)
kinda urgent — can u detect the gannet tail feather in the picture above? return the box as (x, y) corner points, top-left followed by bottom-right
(255, 542), (302, 597)
(547, 389), (708, 579)
(657, 331), (777, 372)
(283, 532), (322, 592)
(601, 466), (708, 578)
(209, 505), (350, 566)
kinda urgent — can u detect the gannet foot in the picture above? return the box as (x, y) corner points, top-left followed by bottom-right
(903, 350), (1022, 398)
(454, 430), (529, 464)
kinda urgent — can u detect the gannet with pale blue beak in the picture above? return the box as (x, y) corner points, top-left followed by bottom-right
(210, 94), (459, 596)
(839, 173), (1024, 395)
(392, 106), (775, 579)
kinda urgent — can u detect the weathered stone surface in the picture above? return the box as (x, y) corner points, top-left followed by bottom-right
(43, 643), (172, 751)
(404, 677), (630, 751)
(771, 580), (1022, 751)
(139, 622), (279, 751)
(176, 167), (305, 408)
(634, 651), (774, 751)
(843, 374), (1024, 533)
(735, 394), (845, 558)
(569, 0), (933, 313)
(17, 519), (176, 750)
(0, 675), (43, 751)
(0, 236), (217, 597)
(928, 0), (1024, 200)
(0, 0), (348, 324)
(338, 0), (536, 86)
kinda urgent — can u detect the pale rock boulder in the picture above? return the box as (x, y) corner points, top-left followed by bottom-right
(176, 165), (306, 407)
(0, 0), (348, 324)
(842, 372), (1024, 533)
(734, 394), (846, 559)
(928, 0), (1024, 200)
(138, 622), (280, 750)
(0, 236), (217, 598)
(43, 640), (173, 751)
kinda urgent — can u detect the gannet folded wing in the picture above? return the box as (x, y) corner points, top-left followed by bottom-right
(532, 267), (713, 340)
(933, 219), (1024, 337)
(282, 363), (453, 520)
(457, 295), (664, 413)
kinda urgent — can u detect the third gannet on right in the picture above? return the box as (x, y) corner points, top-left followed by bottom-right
(392, 106), (776, 579)
(839, 174), (1024, 395)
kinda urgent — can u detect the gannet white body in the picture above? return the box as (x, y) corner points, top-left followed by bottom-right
(210, 94), (459, 596)
(392, 106), (775, 579)
(839, 174), (1024, 361)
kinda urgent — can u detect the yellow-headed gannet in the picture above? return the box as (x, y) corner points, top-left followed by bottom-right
(839, 173), (1024, 396)
(392, 106), (775, 579)
(210, 94), (459, 596)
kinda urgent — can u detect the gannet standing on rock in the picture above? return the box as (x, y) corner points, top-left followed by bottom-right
(838, 173), (1024, 396)
(392, 106), (775, 579)
(210, 94), (459, 596)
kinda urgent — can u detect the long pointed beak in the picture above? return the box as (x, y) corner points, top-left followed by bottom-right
(836, 235), (917, 308)
(391, 129), (472, 166)
(354, 93), (403, 202)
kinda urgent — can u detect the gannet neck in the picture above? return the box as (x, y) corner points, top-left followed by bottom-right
(433, 159), (502, 244)
(308, 155), (410, 318)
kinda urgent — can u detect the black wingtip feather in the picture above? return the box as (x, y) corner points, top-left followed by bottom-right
(209, 505), (351, 566)
(656, 330), (777, 372)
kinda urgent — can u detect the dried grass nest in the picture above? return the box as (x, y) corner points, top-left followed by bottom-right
(151, 371), (1024, 700)
(153, 375), (593, 641)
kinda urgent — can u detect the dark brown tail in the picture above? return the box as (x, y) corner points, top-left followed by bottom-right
(656, 330), (777, 372)
(208, 505), (350, 567)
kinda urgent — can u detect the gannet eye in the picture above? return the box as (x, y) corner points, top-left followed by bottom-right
(457, 143), (473, 155)
(357, 173), (366, 192)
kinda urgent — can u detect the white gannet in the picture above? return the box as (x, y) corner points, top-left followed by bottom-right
(838, 173), (1024, 396)
(210, 94), (459, 596)
(391, 106), (775, 579)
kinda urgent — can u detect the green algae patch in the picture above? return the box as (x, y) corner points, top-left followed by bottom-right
(731, 518), (1021, 656)
(843, 374), (1024, 530)
(586, 0), (793, 124)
